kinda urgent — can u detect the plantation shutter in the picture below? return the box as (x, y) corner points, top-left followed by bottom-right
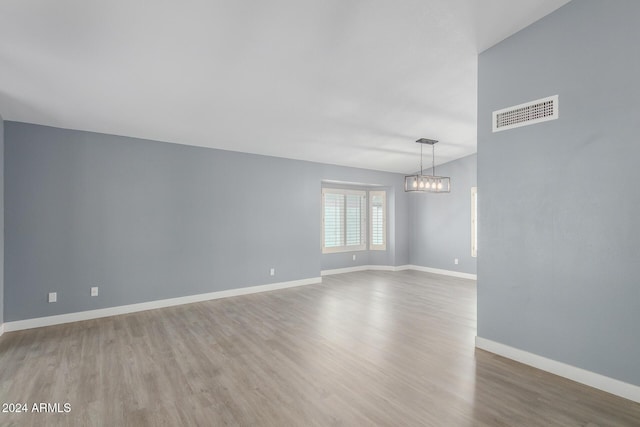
(345, 194), (364, 247)
(323, 192), (344, 248)
(322, 189), (367, 253)
(369, 191), (386, 250)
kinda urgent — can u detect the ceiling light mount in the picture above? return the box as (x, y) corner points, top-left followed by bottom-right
(404, 138), (451, 193)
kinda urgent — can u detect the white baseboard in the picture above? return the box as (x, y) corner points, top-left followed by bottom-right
(407, 265), (477, 280)
(320, 264), (474, 280)
(3, 277), (322, 333)
(321, 265), (371, 276)
(0, 323), (4, 338)
(475, 336), (640, 403)
(321, 265), (410, 276)
(3, 265), (474, 333)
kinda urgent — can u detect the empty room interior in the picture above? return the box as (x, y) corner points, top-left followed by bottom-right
(1, 0), (639, 425)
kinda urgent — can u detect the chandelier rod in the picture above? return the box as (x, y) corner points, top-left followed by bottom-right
(432, 143), (435, 176)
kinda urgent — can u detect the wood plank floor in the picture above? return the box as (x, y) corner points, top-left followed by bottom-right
(1, 270), (639, 426)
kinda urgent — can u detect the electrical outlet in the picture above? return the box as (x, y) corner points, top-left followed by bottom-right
(48, 292), (57, 303)
(352, 254), (356, 261)
(91, 286), (99, 296)
(454, 258), (459, 265)
(270, 268), (275, 276)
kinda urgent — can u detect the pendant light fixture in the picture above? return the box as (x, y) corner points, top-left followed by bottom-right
(404, 138), (451, 193)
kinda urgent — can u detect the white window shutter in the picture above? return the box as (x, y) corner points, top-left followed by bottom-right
(322, 188), (367, 253)
(369, 191), (386, 250)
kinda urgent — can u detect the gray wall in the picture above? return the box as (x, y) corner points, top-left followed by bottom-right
(409, 153), (477, 274)
(478, 0), (640, 386)
(4, 122), (409, 321)
(0, 114), (3, 324)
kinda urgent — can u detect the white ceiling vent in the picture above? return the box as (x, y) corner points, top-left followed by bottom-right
(492, 95), (558, 132)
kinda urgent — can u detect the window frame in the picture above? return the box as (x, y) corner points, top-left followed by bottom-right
(321, 188), (368, 254)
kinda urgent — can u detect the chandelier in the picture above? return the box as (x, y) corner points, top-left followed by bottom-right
(404, 138), (451, 193)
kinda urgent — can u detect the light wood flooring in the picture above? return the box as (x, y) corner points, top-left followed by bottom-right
(1, 270), (639, 426)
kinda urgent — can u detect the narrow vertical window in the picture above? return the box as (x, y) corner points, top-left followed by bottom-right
(369, 191), (386, 251)
(471, 187), (478, 257)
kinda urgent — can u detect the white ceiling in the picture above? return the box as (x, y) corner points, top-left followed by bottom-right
(0, 0), (569, 173)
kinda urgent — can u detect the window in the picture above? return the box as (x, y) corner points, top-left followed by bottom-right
(321, 188), (387, 253)
(369, 191), (386, 250)
(322, 188), (367, 253)
(471, 187), (478, 257)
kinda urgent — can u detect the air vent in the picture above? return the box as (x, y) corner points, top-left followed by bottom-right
(492, 95), (558, 132)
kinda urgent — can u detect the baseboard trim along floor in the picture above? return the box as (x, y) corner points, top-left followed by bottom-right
(475, 336), (640, 404)
(320, 265), (409, 276)
(405, 265), (477, 280)
(4, 264), (475, 333)
(321, 264), (477, 280)
(3, 277), (322, 333)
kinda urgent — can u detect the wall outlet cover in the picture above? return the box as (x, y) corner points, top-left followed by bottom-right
(48, 292), (57, 303)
